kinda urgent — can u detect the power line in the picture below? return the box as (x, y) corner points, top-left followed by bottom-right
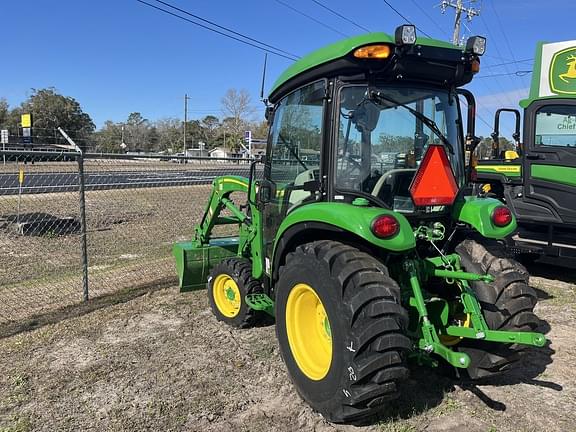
(152, 0), (299, 59)
(476, 70), (532, 79)
(309, 0), (371, 33)
(274, 0), (350, 38)
(490, 1), (530, 88)
(409, 0), (450, 38)
(380, 0), (432, 38)
(478, 13), (524, 107)
(135, 0), (299, 61)
(483, 58), (533, 69)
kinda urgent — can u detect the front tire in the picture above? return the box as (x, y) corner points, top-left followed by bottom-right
(275, 241), (410, 423)
(455, 239), (541, 379)
(208, 258), (261, 328)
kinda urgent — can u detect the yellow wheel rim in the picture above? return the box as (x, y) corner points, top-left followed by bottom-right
(441, 313), (471, 346)
(213, 274), (241, 318)
(286, 283), (332, 381)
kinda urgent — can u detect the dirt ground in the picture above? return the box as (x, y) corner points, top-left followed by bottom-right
(0, 265), (574, 432)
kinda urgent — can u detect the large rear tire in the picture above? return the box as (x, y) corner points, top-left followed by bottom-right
(275, 240), (410, 423)
(455, 239), (541, 379)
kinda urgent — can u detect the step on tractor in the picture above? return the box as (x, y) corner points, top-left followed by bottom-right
(173, 26), (547, 423)
(474, 40), (576, 266)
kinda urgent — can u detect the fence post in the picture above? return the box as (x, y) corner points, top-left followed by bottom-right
(58, 127), (90, 301)
(77, 153), (89, 301)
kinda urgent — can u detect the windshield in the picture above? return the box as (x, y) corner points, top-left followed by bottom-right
(535, 104), (576, 147)
(336, 85), (464, 212)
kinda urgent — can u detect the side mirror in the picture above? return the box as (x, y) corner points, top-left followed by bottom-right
(492, 108), (521, 158)
(248, 158), (266, 206)
(258, 179), (274, 204)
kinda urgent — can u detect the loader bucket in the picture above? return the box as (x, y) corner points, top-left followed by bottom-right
(172, 237), (239, 292)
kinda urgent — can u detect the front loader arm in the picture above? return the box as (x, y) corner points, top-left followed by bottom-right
(194, 176), (251, 246)
(191, 175), (265, 279)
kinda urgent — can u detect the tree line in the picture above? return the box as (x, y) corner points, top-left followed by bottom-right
(0, 88), (267, 153)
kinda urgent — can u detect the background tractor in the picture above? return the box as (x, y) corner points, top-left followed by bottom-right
(173, 26), (547, 424)
(473, 40), (576, 267)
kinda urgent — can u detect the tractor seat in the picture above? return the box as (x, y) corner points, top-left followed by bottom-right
(371, 169), (416, 207)
(288, 168), (319, 206)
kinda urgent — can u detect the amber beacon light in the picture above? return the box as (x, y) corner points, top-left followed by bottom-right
(353, 44), (391, 59)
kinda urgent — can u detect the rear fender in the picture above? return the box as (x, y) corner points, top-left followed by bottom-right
(271, 202), (416, 278)
(452, 196), (517, 239)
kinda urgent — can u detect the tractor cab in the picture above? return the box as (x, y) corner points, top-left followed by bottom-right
(260, 26), (483, 245)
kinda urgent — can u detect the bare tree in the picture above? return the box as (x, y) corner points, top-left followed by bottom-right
(221, 88), (255, 150)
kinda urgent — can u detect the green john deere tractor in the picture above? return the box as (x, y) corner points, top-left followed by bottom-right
(473, 39), (576, 266)
(173, 26), (547, 423)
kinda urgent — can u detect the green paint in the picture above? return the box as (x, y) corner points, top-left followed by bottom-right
(521, 40), (576, 108)
(245, 293), (275, 317)
(273, 202), (416, 258)
(475, 164), (522, 178)
(352, 197), (370, 206)
(323, 318), (331, 339)
(433, 268), (494, 282)
(226, 287), (236, 301)
(269, 32), (458, 97)
(550, 46), (576, 95)
(532, 164), (576, 187)
(173, 238), (239, 292)
(446, 327), (546, 347)
(406, 259), (471, 369)
(522, 41), (546, 108)
(452, 196), (517, 239)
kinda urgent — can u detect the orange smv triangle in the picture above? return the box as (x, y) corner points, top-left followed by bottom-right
(409, 144), (459, 206)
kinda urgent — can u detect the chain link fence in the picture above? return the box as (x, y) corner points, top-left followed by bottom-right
(0, 149), (253, 334)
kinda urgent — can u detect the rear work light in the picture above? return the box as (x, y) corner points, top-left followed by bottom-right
(353, 44), (391, 59)
(371, 215), (400, 239)
(409, 145), (459, 207)
(492, 206), (513, 227)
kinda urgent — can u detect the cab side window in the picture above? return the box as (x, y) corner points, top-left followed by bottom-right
(268, 81), (325, 206)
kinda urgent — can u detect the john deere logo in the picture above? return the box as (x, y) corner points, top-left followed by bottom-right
(550, 47), (576, 95)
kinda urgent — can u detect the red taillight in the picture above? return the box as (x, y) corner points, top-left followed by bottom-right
(492, 206), (513, 227)
(409, 145), (459, 206)
(371, 215), (400, 239)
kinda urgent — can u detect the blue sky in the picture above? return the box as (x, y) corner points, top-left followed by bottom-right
(1, 0), (574, 137)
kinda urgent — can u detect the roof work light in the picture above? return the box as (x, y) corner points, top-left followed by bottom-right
(395, 25), (417, 46)
(465, 36), (486, 56)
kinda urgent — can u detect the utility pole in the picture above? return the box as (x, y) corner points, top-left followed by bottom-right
(441, 0), (480, 46)
(183, 94), (191, 157)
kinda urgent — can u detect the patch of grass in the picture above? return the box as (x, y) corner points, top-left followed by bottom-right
(0, 374), (32, 416)
(0, 415), (32, 432)
(432, 396), (461, 416)
(378, 421), (417, 432)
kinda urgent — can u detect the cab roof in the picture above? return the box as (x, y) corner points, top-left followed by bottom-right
(269, 32), (462, 102)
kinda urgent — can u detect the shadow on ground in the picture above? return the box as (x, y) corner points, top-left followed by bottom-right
(527, 259), (576, 284)
(0, 277), (176, 339)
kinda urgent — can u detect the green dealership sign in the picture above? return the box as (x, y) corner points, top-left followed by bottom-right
(550, 46), (576, 95)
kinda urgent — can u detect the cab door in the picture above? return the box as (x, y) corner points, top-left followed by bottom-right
(260, 81), (327, 273)
(522, 99), (576, 225)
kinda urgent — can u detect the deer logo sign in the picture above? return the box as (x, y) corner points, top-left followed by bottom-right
(550, 47), (576, 95)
